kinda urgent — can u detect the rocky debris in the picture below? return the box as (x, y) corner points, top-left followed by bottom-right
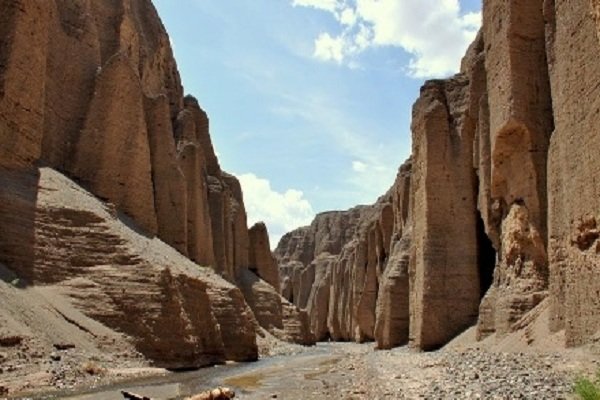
(421, 350), (570, 400)
(320, 344), (572, 400)
(0, 335), (23, 347)
(198, 342), (577, 400)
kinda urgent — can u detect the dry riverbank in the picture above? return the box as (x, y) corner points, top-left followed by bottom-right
(6, 341), (596, 400)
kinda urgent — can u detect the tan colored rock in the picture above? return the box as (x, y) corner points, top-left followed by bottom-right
(280, 261), (315, 310)
(409, 76), (480, 350)
(305, 254), (335, 341)
(175, 100), (215, 267)
(238, 268), (316, 346)
(41, 0), (101, 170)
(144, 95), (188, 255)
(222, 173), (250, 277)
(238, 269), (284, 333)
(0, 168), (257, 368)
(275, 226), (315, 267)
(546, 0), (600, 346)
(205, 283), (258, 362)
(275, 208), (368, 267)
(70, 53), (158, 236)
(484, 0), (553, 241)
(477, 204), (548, 339)
(0, 0), (51, 169)
(375, 231), (411, 349)
(374, 161), (412, 349)
(281, 300), (315, 346)
(248, 222), (280, 289)
(476, 0), (553, 340)
(276, 163), (412, 344)
(274, 0), (600, 353)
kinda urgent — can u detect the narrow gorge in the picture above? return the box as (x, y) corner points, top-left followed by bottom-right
(278, 0), (600, 352)
(0, 0), (313, 394)
(0, 0), (599, 398)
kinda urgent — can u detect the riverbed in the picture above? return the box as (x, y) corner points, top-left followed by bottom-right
(20, 342), (582, 399)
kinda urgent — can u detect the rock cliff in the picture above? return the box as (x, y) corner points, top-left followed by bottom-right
(277, 0), (600, 351)
(0, 0), (312, 375)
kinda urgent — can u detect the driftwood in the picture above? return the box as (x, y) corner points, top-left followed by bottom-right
(121, 391), (153, 400)
(186, 387), (236, 400)
(121, 387), (235, 400)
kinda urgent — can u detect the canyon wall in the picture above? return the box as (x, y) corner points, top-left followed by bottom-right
(277, 161), (412, 345)
(0, 0), (312, 370)
(277, 0), (600, 350)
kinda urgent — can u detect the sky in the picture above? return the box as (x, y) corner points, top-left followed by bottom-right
(153, 0), (482, 247)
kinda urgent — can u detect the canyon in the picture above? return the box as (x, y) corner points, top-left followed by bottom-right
(278, 0), (600, 353)
(0, 0), (312, 395)
(0, 0), (599, 398)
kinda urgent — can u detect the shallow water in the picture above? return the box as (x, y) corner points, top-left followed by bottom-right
(32, 344), (344, 399)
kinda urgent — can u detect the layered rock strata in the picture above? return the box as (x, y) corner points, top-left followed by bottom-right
(278, 0), (600, 350)
(0, 0), (312, 369)
(0, 167), (257, 368)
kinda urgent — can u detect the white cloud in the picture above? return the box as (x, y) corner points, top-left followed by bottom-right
(292, 0), (338, 12)
(352, 160), (367, 172)
(339, 8), (357, 26)
(293, 0), (481, 78)
(237, 173), (315, 248)
(314, 32), (345, 63)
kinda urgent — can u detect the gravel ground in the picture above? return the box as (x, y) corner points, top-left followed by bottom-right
(5, 342), (595, 399)
(301, 344), (579, 400)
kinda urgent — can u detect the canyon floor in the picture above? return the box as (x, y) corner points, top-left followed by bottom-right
(5, 335), (598, 400)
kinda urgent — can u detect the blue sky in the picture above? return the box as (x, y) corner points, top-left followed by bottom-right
(153, 0), (482, 246)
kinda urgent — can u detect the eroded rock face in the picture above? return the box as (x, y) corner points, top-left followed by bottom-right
(0, 0), (308, 368)
(0, 0), (228, 265)
(546, 0), (600, 346)
(278, 0), (600, 350)
(248, 222), (280, 290)
(238, 269), (315, 345)
(276, 161), (413, 345)
(410, 76), (480, 350)
(0, 168), (257, 368)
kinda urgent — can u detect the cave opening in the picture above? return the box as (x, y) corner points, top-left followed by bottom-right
(477, 213), (496, 299)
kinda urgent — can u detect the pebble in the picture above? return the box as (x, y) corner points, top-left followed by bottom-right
(420, 349), (571, 399)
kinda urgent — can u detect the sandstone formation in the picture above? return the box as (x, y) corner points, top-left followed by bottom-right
(277, 0), (600, 351)
(1, 168), (257, 368)
(249, 222), (280, 289)
(277, 162), (412, 344)
(0, 0), (312, 375)
(546, 0), (600, 346)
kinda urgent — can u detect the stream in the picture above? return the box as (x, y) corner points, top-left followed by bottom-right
(32, 343), (352, 400)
